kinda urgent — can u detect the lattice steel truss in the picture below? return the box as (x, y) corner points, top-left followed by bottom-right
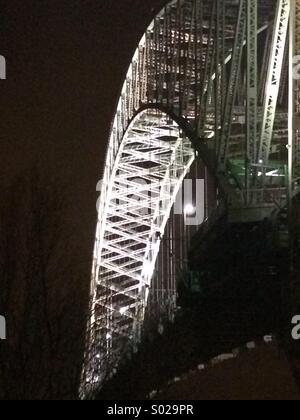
(292, 0), (300, 183)
(82, 0), (297, 394)
(258, 0), (290, 170)
(246, 0), (258, 190)
(88, 110), (195, 385)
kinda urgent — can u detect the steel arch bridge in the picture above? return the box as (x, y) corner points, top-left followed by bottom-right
(82, 0), (300, 392)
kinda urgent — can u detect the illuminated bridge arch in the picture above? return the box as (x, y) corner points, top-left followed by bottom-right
(93, 107), (195, 345)
(82, 0), (299, 392)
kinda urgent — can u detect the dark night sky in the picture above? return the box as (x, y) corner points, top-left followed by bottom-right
(0, 0), (168, 262)
(0, 0), (167, 182)
(0, 1), (169, 313)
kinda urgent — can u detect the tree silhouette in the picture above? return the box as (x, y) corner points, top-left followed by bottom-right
(0, 166), (89, 400)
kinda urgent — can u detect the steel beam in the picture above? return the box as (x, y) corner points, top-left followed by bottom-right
(197, 0), (216, 138)
(246, 0), (258, 197)
(258, 0), (290, 170)
(218, 0), (247, 168)
(215, 0), (226, 155)
(293, 0), (300, 180)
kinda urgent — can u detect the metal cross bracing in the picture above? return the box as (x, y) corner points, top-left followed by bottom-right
(291, 0), (300, 185)
(258, 0), (290, 175)
(246, 0), (258, 196)
(86, 109), (195, 388)
(218, 0), (247, 169)
(82, 0), (296, 394)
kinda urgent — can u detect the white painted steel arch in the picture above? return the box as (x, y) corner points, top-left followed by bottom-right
(92, 108), (195, 369)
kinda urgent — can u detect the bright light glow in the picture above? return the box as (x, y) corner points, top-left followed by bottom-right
(184, 204), (196, 216)
(106, 333), (112, 340)
(206, 131), (215, 139)
(266, 169), (282, 177)
(259, 159), (263, 164)
(119, 307), (126, 315)
(143, 260), (153, 277)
